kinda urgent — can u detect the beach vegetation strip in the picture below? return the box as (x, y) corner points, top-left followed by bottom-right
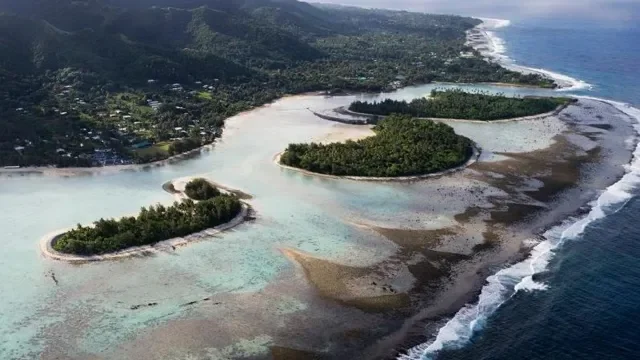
(349, 90), (572, 121)
(53, 186), (242, 256)
(280, 115), (472, 177)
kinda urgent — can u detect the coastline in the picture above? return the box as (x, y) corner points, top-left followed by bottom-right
(0, 141), (217, 177)
(0, 92), (328, 178)
(387, 19), (638, 360)
(466, 18), (591, 92)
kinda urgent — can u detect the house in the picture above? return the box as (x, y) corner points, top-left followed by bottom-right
(389, 81), (402, 89)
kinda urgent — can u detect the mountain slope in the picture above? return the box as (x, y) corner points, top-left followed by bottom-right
(0, 0), (555, 167)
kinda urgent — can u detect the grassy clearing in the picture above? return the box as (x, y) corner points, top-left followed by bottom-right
(131, 141), (171, 157)
(197, 91), (213, 100)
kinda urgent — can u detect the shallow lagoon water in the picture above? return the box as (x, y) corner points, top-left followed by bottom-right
(0, 83), (575, 358)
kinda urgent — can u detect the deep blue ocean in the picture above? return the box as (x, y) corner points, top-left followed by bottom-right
(501, 25), (640, 105)
(432, 24), (640, 360)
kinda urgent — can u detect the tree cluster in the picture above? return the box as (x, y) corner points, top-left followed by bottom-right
(54, 194), (242, 255)
(280, 114), (472, 177)
(349, 90), (570, 121)
(184, 178), (220, 200)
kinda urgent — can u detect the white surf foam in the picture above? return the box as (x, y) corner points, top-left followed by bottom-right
(471, 19), (592, 92)
(397, 99), (640, 360)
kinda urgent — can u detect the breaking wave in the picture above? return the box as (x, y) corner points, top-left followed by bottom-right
(473, 19), (592, 92)
(398, 25), (640, 359)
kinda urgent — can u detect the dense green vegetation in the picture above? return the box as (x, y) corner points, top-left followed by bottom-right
(280, 115), (472, 177)
(349, 90), (571, 121)
(54, 194), (242, 255)
(0, 0), (554, 168)
(184, 178), (220, 200)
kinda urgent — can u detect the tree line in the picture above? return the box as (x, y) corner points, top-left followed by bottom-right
(349, 90), (570, 121)
(280, 114), (473, 177)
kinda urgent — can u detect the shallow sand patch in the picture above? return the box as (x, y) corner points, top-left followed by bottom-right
(282, 248), (412, 312)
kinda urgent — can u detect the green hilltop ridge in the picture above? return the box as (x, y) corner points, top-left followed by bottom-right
(53, 178), (242, 255)
(0, 0), (554, 168)
(349, 90), (573, 121)
(280, 115), (473, 177)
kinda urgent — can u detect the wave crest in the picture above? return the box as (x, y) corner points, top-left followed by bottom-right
(472, 19), (592, 92)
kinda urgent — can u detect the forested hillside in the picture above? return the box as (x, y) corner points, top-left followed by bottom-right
(0, 0), (554, 167)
